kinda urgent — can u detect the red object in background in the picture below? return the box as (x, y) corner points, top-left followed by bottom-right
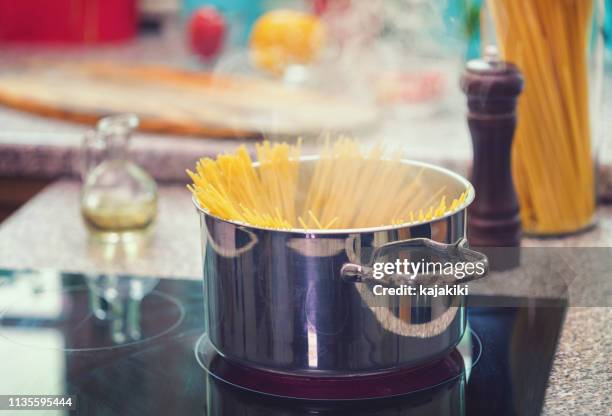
(0, 0), (136, 43)
(312, 0), (329, 14)
(376, 71), (446, 104)
(188, 7), (226, 60)
(311, 0), (351, 15)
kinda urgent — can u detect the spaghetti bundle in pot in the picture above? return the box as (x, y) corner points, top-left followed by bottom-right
(488, 0), (596, 234)
(188, 138), (468, 230)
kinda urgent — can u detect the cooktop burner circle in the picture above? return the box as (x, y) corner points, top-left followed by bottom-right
(194, 329), (482, 401)
(0, 284), (185, 352)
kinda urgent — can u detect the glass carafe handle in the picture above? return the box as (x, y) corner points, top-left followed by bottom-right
(80, 114), (140, 180)
(80, 130), (105, 181)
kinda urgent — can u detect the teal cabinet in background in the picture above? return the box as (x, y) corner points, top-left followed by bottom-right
(444, 0), (482, 60)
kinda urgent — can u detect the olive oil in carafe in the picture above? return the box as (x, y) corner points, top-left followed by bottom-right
(82, 193), (157, 235)
(80, 114), (157, 243)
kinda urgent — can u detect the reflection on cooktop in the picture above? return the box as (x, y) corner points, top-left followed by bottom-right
(194, 329), (482, 400)
(0, 270), (566, 416)
(0, 284), (184, 352)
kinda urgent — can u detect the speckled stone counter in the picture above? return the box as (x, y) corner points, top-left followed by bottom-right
(0, 180), (610, 414)
(542, 307), (611, 415)
(0, 181), (201, 279)
(0, 106), (473, 183)
(0, 108), (241, 184)
(2, 104), (612, 201)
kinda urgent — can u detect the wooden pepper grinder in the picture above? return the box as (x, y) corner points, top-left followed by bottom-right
(460, 47), (523, 269)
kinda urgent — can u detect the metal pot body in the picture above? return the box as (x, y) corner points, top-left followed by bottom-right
(200, 213), (467, 374)
(197, 160), (479, 375)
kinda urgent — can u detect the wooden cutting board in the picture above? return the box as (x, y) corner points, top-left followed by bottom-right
(0, 62), (380, 138)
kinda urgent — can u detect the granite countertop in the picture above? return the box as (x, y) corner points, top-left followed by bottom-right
(0, 180), (609, 414)
(0, 181), (201, 279)
(3, 105), (612, 201)
(4, 180), (612, 279)
(543, 307), (611, 414)
(2, 93), (612, 198)
(0, 105), (473, 183)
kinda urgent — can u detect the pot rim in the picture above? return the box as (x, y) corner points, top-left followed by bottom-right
(192, 157), (474, 235)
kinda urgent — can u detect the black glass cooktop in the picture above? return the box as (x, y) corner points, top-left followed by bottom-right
(0, 270), (566, 416)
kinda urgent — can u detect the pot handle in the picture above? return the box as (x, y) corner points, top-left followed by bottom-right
(341, 238), (488, 286)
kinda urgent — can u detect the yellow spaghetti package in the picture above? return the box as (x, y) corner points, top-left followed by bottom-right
(488, 0), (596, 234)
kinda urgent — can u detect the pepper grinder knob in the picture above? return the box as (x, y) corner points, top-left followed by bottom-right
(460, 47), (524, 267)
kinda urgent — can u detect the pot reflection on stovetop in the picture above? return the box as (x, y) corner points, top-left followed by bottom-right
(205, 372), (466, 416)
(193, 326), (481, 401)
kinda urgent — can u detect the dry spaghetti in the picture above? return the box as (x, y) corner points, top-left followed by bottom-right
(488, 0), (595, 234)
(188, 138), (469, 230)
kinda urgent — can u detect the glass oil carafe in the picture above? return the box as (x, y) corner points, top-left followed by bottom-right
(81, 114), (158, 243)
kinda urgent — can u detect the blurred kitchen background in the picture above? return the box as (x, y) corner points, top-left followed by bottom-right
(0, 3), (610, 413)
(0, 0), (610, 223)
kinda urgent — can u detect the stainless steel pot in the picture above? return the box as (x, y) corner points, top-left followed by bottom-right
(195, 159), (487, 375)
